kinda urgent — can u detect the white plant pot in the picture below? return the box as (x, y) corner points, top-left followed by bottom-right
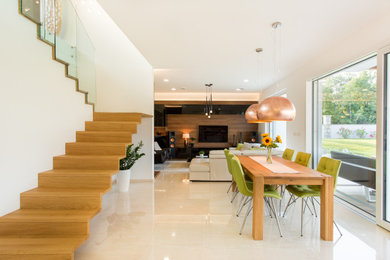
(117, 169), (131, 192)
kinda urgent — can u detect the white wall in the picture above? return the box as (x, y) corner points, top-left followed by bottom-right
(0, 1), (92, 216)
(71, 0), (154, 180)
(260, 14), (390, 153)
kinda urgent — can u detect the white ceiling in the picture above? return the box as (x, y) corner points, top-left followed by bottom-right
(97, 0), (390, 93)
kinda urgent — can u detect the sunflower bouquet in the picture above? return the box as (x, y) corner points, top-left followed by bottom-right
(260, 133), (282, 163)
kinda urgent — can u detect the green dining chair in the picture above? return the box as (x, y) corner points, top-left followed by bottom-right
(225, 149), (252, 203)
(224, 149), (234, 193)
(294, 152), (312, 167)
(282, 148), (295, 161)
(230, 156), (283, 236)
(283, 156), (342, 236)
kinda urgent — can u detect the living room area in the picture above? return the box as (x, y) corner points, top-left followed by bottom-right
(153, 98), (285, 180)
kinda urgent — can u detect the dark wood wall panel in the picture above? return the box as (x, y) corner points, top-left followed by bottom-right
(166, 114), (258, 148)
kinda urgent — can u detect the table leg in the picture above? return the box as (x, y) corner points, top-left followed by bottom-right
(252, 176), (264, 240)
(320, 177), (334, 241)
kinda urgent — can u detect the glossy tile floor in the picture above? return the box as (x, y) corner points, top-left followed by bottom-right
(75, 161), (390, 260)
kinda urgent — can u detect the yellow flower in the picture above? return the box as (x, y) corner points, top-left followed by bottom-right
(276, 135), (282, 143)
(261, 133), (269, 137)
(262, 136), (272, 146)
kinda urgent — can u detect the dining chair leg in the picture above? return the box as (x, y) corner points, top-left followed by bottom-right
(236, 196), (251, 217)
(230, 187), (239, 203)
(237, 194), (246, 210)
(239, 203), (253, 235)
(278, 185), (284, 214)
(265, 198), (273, 217)
(265, 198), (274, 218)
(282, 194), (295, 217)
(311, 197), (317, 217)
(301, 198), (304, 237)
(303, 198), (314, 216)
(334, 221), (343, 237)
(227, 182), (233, 194)
(270, 198), (283, 237)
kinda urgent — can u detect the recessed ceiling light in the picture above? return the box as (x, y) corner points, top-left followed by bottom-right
(243, 79), (249, 83)
(171, 88), (176, 91)
(163, 79), (169, 82)
(236, 88), (243, 91)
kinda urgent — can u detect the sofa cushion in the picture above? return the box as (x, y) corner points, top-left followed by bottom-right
(190, 159), (210, 172)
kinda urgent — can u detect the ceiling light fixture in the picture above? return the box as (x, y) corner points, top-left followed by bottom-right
(171, 88), (176, 91)
(204, 83), (213, 118)
(245, 23), (296, 123)
(243, 79), (249, 83)
(163, 79), (169, 82)
(236, 88), (243, 91)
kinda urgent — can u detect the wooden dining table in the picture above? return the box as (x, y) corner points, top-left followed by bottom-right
(237, 155), (334, 241)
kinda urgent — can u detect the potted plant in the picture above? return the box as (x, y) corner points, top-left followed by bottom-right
(118, 141), (145, 192)
(199, 150), (205, 158)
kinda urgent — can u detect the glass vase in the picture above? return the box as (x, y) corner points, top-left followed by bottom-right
(266, 147), (273, 164)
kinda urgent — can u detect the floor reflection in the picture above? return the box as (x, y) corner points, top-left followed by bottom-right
(75, 161), (390, 260)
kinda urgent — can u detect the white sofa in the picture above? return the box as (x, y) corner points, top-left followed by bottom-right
(189, 148), (283, 181)
(189, 158), (210, 181)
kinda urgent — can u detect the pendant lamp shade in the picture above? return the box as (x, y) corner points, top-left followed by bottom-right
(245, 97), (296, 123)
(257, 96), (296, 122)
(245, 104), (271, 123)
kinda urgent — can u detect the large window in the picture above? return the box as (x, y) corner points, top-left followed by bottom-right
(313, 56), (377, 216)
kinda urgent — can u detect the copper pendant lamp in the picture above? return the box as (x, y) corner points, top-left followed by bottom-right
(245, 22), (296, 123)
(257, 96), (296, 121)
(245, 104), (271, 123)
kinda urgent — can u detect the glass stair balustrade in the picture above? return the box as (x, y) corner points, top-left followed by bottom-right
(20, 0), (96, 105)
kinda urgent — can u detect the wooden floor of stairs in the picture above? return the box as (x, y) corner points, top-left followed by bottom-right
(0, 112), (151, 260)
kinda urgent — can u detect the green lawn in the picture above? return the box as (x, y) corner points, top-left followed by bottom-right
(322, 138), (376, 158)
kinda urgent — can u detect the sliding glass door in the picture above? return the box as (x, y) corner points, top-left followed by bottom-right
(313, 56), (377, 216)
(378, 46), (390, 230)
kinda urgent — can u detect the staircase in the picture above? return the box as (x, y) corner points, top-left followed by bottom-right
(0, 112), (151, 260)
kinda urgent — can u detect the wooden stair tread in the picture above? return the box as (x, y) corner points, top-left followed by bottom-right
(0, 236), (86, 254)
(54, 155), (123, 160)
(93, 112), (149, 122)
(94, 112), (152, 117)
(65, 142), (130, 156)
(86, 121), (138, 124)
(21, 188), (104, 196)
(0, 209), (98, 223)
(40, 169), (118, 176)
(76, 131), (134, 134)
(67, 142), (131, 146)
